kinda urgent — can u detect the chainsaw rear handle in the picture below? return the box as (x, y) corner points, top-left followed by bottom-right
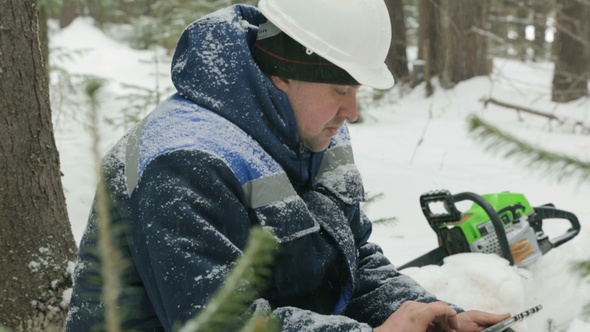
(532, 205), (581, 249)
(420, 190), (515, 265)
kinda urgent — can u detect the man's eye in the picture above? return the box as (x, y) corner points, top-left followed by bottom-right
(335, 89), (347, 96)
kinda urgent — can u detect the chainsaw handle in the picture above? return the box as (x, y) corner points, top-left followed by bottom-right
(534, 205), (581, 248)
(453, 192), (515, 266)
(420, 190), (463, 228)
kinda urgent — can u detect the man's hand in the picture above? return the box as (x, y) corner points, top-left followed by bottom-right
(373, 301), (511, 332)
(374, 301), (459, 332)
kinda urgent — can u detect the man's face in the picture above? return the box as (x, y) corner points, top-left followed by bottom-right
(272, 77), (359, 152)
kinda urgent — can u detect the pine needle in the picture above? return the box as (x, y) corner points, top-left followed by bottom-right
(85, 77), (123, 332)
(467, 115), (590, 183)
(178, 227), (279, 332)
(572, 260), (590, 278)
(363, 192), (398, 226)
(571, 260), (590, 315)
(238, 313), (282, 332)
(470, 114), (590, 318)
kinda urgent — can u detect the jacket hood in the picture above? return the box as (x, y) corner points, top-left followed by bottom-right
(171, 5), (313, 185)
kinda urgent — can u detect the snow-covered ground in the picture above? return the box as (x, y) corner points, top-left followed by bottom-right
(51, 18), (590, 332)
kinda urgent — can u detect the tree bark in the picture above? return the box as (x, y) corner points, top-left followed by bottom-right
(488, 1), (509, 58)
(551, 0), (589, 102)
(38, 3), (49, 74)
(0, 1), (78, 331)
(384, 0), (410, 84)
(414, 0), (441, 94)
(438, 0), (490, 89)
(417, 0), (441, 76)
(59, 0), (83, 28)
(531, 2), (549, 61)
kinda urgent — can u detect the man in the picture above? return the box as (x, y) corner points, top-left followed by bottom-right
(67, 0), (510, 331)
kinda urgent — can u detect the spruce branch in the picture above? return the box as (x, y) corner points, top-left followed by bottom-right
(572, 260), (590, 317)
(238, 312), (282, 332)
(470, 114), (590, 318)
(467, 115), (590, 183)
(544, 318), (556, 332)
(572, 260), (590, 278)
(85, 77), (124, 332)
(178, 227), (279, 332)
(363, 192), (398, 226)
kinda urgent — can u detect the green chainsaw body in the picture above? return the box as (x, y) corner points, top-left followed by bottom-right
(399, 190), (581, 269)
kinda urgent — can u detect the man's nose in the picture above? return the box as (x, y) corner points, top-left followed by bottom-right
(338, 91), (358, 122)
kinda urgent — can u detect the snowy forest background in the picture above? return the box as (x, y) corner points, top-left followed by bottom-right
(2, 0), (590, 331)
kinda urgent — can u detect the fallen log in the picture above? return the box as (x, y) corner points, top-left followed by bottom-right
(480, 97), (590, 134)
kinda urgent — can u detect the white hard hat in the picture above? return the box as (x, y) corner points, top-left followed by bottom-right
(258, 0), (394, 89)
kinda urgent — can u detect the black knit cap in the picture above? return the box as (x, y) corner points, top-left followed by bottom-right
(252, 21), (359, 85)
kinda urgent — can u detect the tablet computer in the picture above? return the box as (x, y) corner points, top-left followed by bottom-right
(481, 304), (543, 332)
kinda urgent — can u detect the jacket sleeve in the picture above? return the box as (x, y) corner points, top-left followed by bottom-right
(344, 210), (464, 327)
(127, 150), (374, 331)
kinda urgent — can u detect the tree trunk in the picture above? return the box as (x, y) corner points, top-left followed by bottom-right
(415, 0), (441, 94)
(488, 0), (509, 57)
(438, 0), (490, 89)
(585, 2), (590, 80)
(0, 1), (78, 331)
(59, 0), (83, 28)
(551, 0), (589, 102)
(39, 3), (49, 75)
(417, 0), (441, 75)
(514, 4), (530, 60)
(583, 0), (590, 79)
(531, 2), (549, 61)
(384, 0), (410, 84)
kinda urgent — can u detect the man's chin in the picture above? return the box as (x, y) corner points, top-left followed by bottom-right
(306, 140), (332, 153)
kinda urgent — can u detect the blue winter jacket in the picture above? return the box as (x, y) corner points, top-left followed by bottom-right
(67, 5), (457, 331)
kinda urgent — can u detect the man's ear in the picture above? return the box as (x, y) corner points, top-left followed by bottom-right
(270, 76), (290, 93)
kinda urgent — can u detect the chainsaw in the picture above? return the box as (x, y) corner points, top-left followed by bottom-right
(399, 190), (581, 269)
